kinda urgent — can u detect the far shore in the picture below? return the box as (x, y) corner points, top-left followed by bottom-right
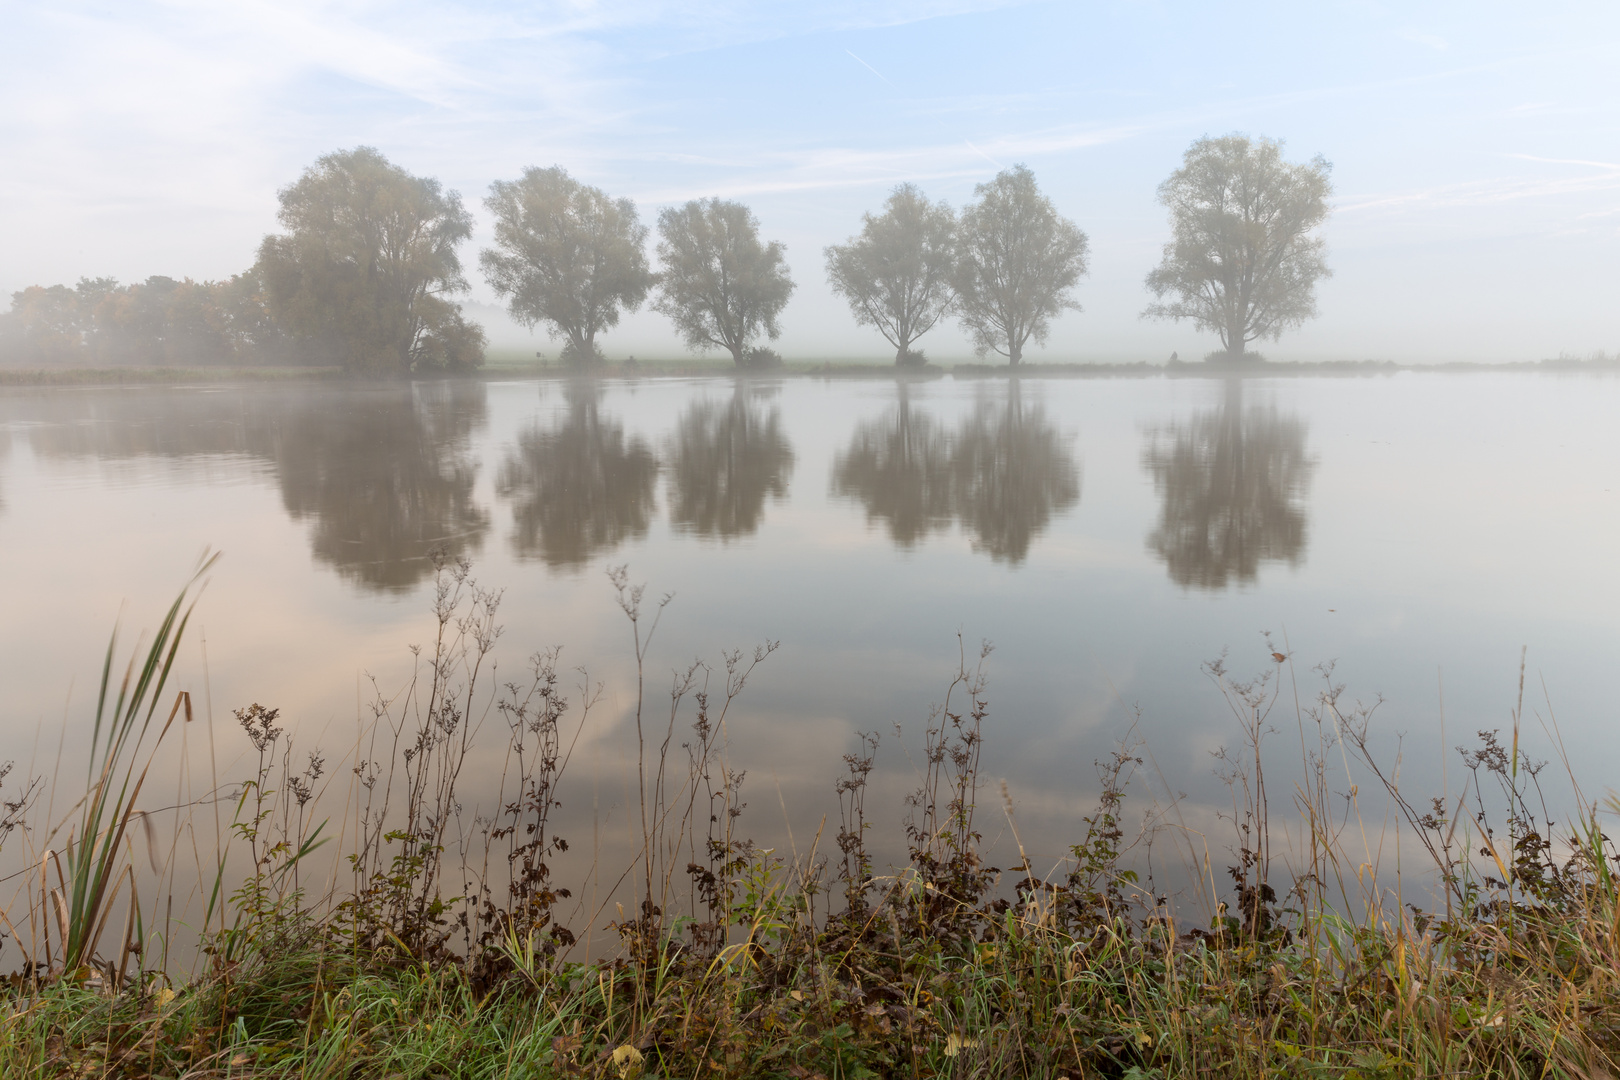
(0, 352), (1616, 388)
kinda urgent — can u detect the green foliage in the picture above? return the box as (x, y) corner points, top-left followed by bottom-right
(825, 183), (957, 365)
(953, 164), (1089, 365)
(256, 146), (485, 376)
(744, 345), (784, 369)
(1144, 134), (1334, 358)
(481, 165), (653, 364)
(0, 284), (87, 363)
(0, 273), (288, 366)
(29, 554), (216, 990)
(653, 198), (795, 367)
(2, 147), (487, 374)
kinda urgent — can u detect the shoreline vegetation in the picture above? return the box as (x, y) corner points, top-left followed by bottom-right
(4, 142), (1604, 386)
(0, 351), (1617, 389)
(1, 560), (1618, 1078)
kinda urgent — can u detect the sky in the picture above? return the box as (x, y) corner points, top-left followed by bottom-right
(2, 0), (1617, 363)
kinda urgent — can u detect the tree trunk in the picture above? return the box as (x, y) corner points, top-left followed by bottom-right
(729, 344), (747, 367)
(563, 332), (598, 367)
(1008, 339), (1022, 366)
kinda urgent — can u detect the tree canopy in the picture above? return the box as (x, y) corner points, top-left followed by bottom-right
(0, 274), (285, 366)
(653, 198), (794, 368)
(824, 184), (956, 366)
(481, 167), (652, 366)
(256, 146), (485, 375)
(1143, 135), (1333, 360)
(953, 165), (1088, 366)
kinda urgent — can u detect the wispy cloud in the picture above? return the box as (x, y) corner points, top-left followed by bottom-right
(1338, 151), (1620, 217)
(1338, 174), (1620, 216)
(1397, 28), (1450, 51)
(1507, 153), (1620, 171)
(626, 118), (1154, 203)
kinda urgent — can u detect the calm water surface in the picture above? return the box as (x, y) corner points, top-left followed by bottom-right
(1, 372), (1616, 913)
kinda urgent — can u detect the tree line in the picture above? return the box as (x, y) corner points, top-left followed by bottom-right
(0, 273), (290, 367)
(0, 135), (1333, 372)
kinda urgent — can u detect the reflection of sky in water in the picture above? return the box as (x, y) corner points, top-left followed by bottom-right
(0, 373), (1617, 926)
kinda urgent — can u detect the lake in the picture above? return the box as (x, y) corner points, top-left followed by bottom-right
(1, 370), (1616, 939)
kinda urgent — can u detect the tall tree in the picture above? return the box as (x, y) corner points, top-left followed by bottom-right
(256, 147), (485, 375)
(953, 165), (1088, 366)
(824, 184), (956, 366)
(481, 167), (652, 366)
(1143, 135), (1333, 361)
(653, 199), (794, 368)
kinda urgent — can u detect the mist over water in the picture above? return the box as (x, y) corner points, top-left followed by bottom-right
(1, 369), (1618, 930)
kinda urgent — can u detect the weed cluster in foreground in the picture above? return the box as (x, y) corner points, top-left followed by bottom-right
(1, 558), (1618, 1079)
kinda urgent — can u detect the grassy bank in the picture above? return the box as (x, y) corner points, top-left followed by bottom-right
(0, 366), (344, 387)
(4, 351), (1615, 389)
(2, 560), (1617, 1079)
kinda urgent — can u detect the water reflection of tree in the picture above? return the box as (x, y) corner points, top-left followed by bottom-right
(18, 390), (259, 458)
(1142, 379), (1315, 589)
(19, 383), (491, 592)
(951, 382), (1081, 562)
(832, 381), (1080, 563)
(498, 382), (657, 568)
(666, 384), (794, 539)
(831, 383), (955, 546)
(274, 381), (490, 592)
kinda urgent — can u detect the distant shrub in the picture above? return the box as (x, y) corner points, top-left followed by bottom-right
(897, 348), (928, 368)
(743, 346), (784, 370)
(560, 339), (606, 367)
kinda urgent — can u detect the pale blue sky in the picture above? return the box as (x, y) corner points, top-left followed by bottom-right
(3, 0), (1617, 361)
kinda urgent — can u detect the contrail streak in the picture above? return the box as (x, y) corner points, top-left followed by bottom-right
(844, 49), (1005, 171)
(845, 49), (892, 85)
